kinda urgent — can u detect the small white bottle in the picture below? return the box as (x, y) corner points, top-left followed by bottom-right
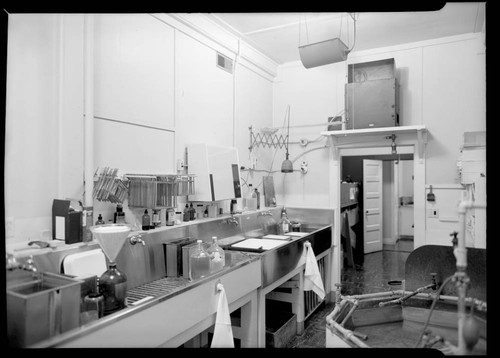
(207, 236), (225, 273)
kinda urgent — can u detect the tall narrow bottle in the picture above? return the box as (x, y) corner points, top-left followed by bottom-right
(278, 208), (291, 235)
(189, 240), (211, 280)
(207, 236), (225, 273)
(254, 188), (261, 209)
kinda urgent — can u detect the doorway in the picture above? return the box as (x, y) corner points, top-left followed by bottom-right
(341, 153), (414, 269)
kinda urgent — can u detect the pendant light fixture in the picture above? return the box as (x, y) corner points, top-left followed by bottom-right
(299, 13), (358, 69)
(281, 105), (293, 173)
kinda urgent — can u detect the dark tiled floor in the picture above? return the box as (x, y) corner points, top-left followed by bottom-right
(285, 241), (412, 348)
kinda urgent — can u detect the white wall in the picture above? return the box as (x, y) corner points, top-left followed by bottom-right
(5, 15), (85, 246)
(4, 13), (276, 246)
(272, 33), (486, 247)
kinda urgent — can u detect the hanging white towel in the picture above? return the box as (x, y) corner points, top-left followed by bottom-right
(211, 283), (235, 348)
(303, 241), (325, 300)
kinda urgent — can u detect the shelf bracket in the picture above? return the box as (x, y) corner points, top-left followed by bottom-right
(416, 128), (427, 163)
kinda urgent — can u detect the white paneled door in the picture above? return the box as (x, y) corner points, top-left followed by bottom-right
(363, 159), (384, 253)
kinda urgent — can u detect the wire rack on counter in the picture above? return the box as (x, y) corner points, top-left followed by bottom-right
(125, 174), (195, 208)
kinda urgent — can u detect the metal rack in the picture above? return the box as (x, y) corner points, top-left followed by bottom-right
(125, 174), (195, 209)
(93, 167), (128, 204)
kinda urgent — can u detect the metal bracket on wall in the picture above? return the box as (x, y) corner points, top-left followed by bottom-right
(248, 125), (288, 151)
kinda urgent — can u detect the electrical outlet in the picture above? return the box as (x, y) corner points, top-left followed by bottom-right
(177, 159), (185, 171)
(427, 208), (439, 218)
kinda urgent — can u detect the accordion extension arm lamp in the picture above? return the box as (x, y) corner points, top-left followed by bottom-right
(281, 106), (293, 173)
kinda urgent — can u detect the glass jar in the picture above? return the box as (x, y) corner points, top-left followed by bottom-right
(189, 240), (210, 280)
(207, 236), (225, 273)
(99, 262), (128, 315)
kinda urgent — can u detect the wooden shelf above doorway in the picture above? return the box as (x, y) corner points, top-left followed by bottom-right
(320, 125), (427, 161)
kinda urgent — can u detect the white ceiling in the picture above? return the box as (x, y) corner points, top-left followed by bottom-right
(209, 3), (486, 64)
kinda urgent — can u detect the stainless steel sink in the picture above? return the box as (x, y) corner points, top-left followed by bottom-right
(7, 271), (82, 347)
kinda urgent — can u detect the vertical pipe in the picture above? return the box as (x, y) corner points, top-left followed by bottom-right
(83, 15), (94, 240)
(456, 201), (486, 354)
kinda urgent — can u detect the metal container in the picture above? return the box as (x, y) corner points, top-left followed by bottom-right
(7, 271), (82, 347)
(345, 58), (399, 129)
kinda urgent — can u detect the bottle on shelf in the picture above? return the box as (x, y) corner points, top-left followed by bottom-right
(278, 207), (291, 235)
(142, 209), (150, 230)
(254, 188), (261, 209)
(166, 207), (175, 226)
(114, 204), (126, 224)
(183, 204), (190, 222)
(152, 209), (161, 228)
(95, 214), (105, 225)
(207, 236), (225, 273)
(203, 206), (209, 218)
(189, 240), (211, 280)
(244, 184), (256, 211)
(189, 203), (196, 221)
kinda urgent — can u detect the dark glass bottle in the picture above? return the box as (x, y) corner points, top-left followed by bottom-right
(99, 262), (128, 315)
(183, 204), (190, 222)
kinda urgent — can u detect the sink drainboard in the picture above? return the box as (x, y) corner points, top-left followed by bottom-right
(126, 277), (190, 305)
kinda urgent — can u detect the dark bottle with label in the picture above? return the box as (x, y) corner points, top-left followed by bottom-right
(189, 203), (196, 221)
(114, 204), (125, 224)
(95, 214), (105, 225)
(142, 209), (150, 230)
(99, 262), (127, 316)
(183, 204), (190, 222)
(254, 188), (260, 209)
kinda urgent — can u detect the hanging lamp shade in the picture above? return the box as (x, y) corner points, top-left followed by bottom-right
(299, 38), (350, 69)
(281, 154), (293, 173)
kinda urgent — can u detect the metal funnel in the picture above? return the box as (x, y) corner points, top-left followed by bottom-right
(89, 224), (131, 262)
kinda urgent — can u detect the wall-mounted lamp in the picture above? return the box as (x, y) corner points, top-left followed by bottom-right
(281, 106), (293, 173)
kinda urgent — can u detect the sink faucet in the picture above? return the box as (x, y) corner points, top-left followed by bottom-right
(129, 234), (146, 246)
(224, 215), (239, 226)
(23, 256), (38, 272)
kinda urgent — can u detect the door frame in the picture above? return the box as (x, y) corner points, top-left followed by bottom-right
(327, 133), (426, 288)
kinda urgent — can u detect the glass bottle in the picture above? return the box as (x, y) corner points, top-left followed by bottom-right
(114, 204), (126, 224)
(142, 209), (150, 230)
(166, 207), (175, 226)
(99, 262), (127, 316)
(189, 203), (196, 221)
(254, 188), (261, 209)
(183, 204), (190, 222)
(189, 240), (211, 280)
(278, 208), (291, 235)
(152, 209), (161, 228)
(207, 236), (225, 273)
(95, 214), (105, 225)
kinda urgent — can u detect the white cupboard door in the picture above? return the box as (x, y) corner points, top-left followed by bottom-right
(363, 159), (384, 253)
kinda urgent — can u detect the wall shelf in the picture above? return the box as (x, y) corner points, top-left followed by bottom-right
(321, 125), (427, 161)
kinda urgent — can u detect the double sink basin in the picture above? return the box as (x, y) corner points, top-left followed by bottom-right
(7, 206), (334, 347)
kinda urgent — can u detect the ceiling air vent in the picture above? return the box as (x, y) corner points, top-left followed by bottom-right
(216, 52), (233, 74)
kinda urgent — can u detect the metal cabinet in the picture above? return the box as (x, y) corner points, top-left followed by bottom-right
(345, 58), (399, 129)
